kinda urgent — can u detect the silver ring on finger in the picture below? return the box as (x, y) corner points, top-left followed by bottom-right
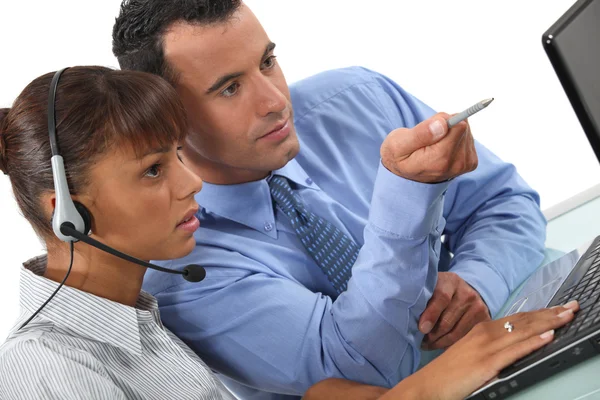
(504, 321), (514, 333)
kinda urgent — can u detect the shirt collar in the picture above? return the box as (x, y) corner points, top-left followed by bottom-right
(19, 255), (162, 356)
(273, 158), (319, 190)
(196, 158), (320, 236)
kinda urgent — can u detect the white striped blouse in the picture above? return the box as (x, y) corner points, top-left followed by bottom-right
(0, 256), (236, 400)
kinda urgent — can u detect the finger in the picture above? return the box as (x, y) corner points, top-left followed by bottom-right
(425, 305), (488, 349)
(390, 113), (451, 157)
(425, 120), (471, 179)
(466, 132), (478, 172)
(426, 276), (488, 343)
(432, 120), (469, 160)
(441, 119), (469, 146)
(508, 302), (579, 328)
(461, 124), (478, 172)
(421, 320), (464, 350)
(419, 278), (455, 334)
(452, 122), (472, 155)
(448, 120), (470, 149)
(425, 295), (470, 342)
(487, 329), (556, 374)
(559, 299), (580, 312)
(419, 296), (450, 335)
(447, 123), (477, 176)
(427, 306), (490, 349)
(488, 305), (577, 353)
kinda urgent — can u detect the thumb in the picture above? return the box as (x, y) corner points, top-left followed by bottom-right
(389, 115), (449, 157)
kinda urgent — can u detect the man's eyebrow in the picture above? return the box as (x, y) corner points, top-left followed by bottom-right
(262, 42), (276, 60)
(206, 72), (244, 95)
(205, 42), (277, 95)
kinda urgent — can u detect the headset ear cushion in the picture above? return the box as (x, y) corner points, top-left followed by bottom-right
(74, 201), (92, 236)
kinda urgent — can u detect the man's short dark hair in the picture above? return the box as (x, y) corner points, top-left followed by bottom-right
(112, 0), (242, 84)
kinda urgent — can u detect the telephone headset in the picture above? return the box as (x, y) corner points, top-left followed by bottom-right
(19, 68), (206, 330)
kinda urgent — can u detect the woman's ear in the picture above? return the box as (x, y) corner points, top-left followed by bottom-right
(41, 192), (93, 236)
(40, 192), (57, 223)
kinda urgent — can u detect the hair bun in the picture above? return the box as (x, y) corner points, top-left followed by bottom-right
(0, 108), (10, 175)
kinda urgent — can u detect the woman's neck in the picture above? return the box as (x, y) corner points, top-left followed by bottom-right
(45, 242), (147, 307)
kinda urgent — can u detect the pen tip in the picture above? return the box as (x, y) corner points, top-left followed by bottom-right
(482, 98), (494, 107)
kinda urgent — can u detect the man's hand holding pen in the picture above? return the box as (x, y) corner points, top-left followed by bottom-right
(380, 98), (492, 183)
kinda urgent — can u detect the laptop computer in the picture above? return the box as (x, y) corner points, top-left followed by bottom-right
(469, 0), (600, 398)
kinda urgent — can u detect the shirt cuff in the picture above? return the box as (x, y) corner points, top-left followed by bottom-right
(452, 261), (510, 318)
(369, 161), (450, 239)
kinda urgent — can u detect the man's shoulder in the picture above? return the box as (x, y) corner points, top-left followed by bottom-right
(290, 66), (381, 92)
(290, 66), (386, 119)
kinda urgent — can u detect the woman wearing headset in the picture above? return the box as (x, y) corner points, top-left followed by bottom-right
(0, 66), (578, 400)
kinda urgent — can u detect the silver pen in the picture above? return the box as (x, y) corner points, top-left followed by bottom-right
(447, 98), (494, 128)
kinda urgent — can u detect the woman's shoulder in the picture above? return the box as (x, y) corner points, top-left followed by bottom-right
(1, 326), (108, 372)
(0, 329), (124, 398)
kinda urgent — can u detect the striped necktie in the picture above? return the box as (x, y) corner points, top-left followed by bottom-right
(269, 175), (359, 294)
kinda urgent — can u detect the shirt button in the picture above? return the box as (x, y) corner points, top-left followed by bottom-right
(305, 177), (313, 185)
(264, 222), (274, 232)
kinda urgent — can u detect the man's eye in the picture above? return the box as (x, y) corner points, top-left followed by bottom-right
(262, 55), (277, 69)
(221, 82), (240, 97)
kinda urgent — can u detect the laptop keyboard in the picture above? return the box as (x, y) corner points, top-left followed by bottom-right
(499, 241), (600, 378)
(550, 260), (600, 341)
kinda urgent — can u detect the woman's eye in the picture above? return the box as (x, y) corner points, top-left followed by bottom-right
(145, 163), (161, 178)
(221, 82), (240, 98)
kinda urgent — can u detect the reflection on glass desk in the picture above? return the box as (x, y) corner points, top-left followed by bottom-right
(500, 248), (582, 317)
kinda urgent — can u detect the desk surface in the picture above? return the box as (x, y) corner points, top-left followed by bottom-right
(505, 196), (600, 400)
(418, 196), (600, 398)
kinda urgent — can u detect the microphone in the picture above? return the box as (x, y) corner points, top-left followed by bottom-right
(60, 223), (206, 283)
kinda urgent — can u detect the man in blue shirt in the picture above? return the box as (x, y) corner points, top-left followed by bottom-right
(112, 1), (546, 398)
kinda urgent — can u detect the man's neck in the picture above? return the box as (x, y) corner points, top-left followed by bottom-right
(45, 243), (146, 307)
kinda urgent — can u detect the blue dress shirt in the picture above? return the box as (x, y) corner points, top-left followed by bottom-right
(144, 67), (546, 399)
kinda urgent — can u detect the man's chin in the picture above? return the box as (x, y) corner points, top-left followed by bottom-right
(286, 140), (300, 160)
(274, 139), (300, 168)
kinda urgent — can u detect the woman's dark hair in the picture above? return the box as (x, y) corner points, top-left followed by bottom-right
(112, 0), (241, 84)
(0, 66), (188, 239)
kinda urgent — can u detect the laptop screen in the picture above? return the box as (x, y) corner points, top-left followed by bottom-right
(547, 0), (600, 148)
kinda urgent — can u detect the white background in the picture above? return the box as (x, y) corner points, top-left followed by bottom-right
(1, 0), (597, 340)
